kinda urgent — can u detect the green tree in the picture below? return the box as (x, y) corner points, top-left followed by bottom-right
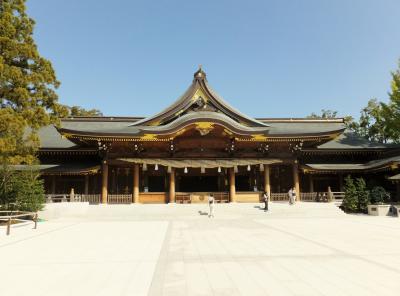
(0, 0), (65, 164)
(342, 176), (358, 212)
(355, 178), (369, 213)
(13, 169), (45, 211)
(66, 105), (103, 117)
(307, 109), (338, 119)
(0, 165), (44, 211)
(381, 61), (400, 143)
(350, 99), (389, 143)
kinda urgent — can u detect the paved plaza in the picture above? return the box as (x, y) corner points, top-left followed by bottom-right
(1, 202), (400, 296)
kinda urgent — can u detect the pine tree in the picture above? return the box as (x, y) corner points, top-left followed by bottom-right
(355, 178), (369, 213)
(342, 176), (358, 212)
(0, 0), (66, 164)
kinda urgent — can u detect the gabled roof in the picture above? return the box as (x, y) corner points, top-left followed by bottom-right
(55, 68), (345, 143)
(131, 67), (269, 128)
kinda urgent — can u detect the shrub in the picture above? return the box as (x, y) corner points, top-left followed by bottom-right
(342, 176), (358, 212)
(0, 166), (45, 212)
(355, 178), (369, 213)
(370, 186), (390, 204)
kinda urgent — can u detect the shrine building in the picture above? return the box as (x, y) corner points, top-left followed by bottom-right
(35, 68), (400, 203)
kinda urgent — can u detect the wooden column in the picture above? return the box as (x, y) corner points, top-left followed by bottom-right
(293, 162), (300, 200)
(309, 175), (314, 192)
(84, 175), (89, 195)
(51, 175), (56, 194)
(264, 164), (271, 196)
(229, 167), (236, 202)
(339, 174), (344, 192)
(169, 168), (175, 203)
(133, 164), (139, 203)
(101, 162), (108, 204)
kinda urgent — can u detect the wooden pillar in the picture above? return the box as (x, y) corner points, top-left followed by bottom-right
(51, 175), (56, 194)
(84, 175), (89, 195)
(339, 174), (344, 192)
(293, 162), (300, 200)
(169, 168), (175, 203)
(229, 167), (236, 202)
(309, 175), (314, 193)
(133, 164), (139, 203)
(101, 162), (108, 204)
(264, 164), (270, 196)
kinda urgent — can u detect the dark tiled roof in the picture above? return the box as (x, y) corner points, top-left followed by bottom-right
(305, 155), (400, 172)
(316, 131), (395, 149)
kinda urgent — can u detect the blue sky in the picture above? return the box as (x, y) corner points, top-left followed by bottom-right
(27, 0), (400, 119)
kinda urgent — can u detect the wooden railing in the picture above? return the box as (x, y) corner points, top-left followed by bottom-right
(0, 211), (37, 235)
(175, 192), (230, 204)
(45, 194), (101, 204)
(107, 194), (132, 204)
(270, 193), (289, 201)
(270, 192), (345, 202)
(175, 193), (191, 204)
(79, 194), (101, 204)
(214, 192), (229, 203)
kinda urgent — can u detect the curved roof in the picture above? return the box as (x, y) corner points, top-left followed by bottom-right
(131, 68), (269, 128)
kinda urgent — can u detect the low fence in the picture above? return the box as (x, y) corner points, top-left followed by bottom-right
(0, 211), (38, 235)
(107, 194), (132, 204)
(271, 192), (344, 202)
(175, 192), (230, 203)
(46, 194), (101, 204)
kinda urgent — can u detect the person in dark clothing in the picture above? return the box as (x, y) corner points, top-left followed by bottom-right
(263, 192), (269, 212)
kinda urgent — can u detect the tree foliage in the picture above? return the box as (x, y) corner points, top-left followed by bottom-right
(342, 176), (358, 212)
(355, 178), (369, 213)
(349, 99), (389, 143)
(65, 105), (103, 117)
(370, 186), (390, 204)
(350, 61), (400, 143)
(0, 0), (65, 163)
(307, 109), (338, 119)
(0, 165), (45, 212)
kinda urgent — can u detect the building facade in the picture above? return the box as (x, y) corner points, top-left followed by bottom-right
(37, 68), (400, 203)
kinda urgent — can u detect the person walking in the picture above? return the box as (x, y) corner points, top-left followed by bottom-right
(208, 193), (215, 218)
(288, 188), (294, 205)
(263, 191), (269, 212)
(292, 187), (297, 204)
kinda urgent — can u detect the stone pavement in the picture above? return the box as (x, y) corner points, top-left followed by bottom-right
(1, 202), (400, 296)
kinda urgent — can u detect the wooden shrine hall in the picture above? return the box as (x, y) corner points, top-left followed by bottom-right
(35, 68), (400, 203)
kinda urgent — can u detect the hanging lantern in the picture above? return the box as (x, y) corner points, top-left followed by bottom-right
(234, 166), (238, 173)
(155, 164), (159, 171)
(218, 166), (221, 173)
(143, 163), (147, 171)
(247, 164), (251, 171)
(260, 164), (264, 172)
(167, 166), (171, 174)
(184, 167), (188, 174)
(201, 167), (205, 174)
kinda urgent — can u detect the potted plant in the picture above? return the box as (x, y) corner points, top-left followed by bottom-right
(367, 186), (391, 216)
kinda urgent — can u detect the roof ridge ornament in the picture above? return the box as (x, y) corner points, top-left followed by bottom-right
(194, 65), (206, 81)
